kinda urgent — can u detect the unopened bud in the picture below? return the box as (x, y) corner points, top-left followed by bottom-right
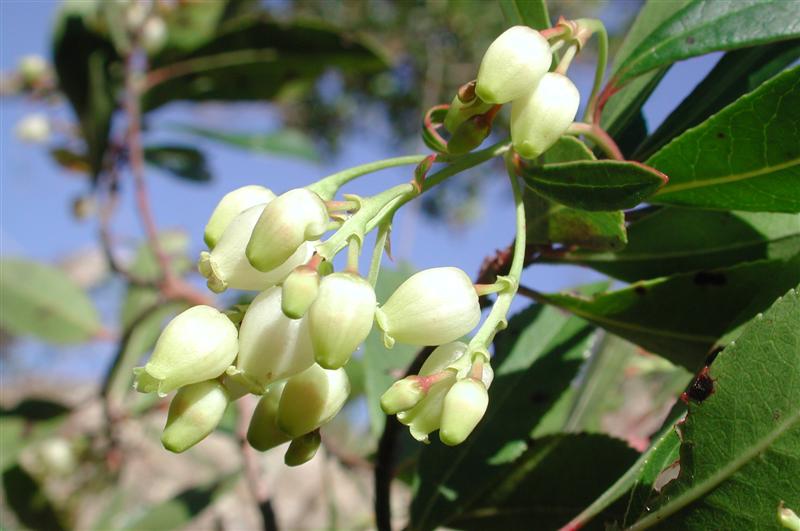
(443, 93), (493, 134)
(375, 267), (480, 348)
(247, 188), (328, 272)
(16, 114), (50, 143)
(439, 378), (489, 446)
(284, 431), (321, 467)
(204, 185), (275, 249)
(419, 342), (471, 377)
(134, 305), (238, 396)
(142, 16), (167, 55)
(36, 437), (76, 475)
(233, 286), (315, 393)
(448, 114), (491, 155)
(277, 364), (350, 438)
(281, 266), (320, 319)
(511, 72), (580, 159)
(161, 380), (229, 453)
(199, 203), (313, 293)
(380, 377), (425, 414)
(779, 502), (800, 531)
(247, 381), (291, 452)
(308, 272), (376, 369)
(476, 26), (552, 104)
(19, 54), (48, 86)
(397, 373), (456, 443)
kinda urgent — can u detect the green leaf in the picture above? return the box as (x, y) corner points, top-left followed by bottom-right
(410, 304), (600, 530)
(649, 66), (800, 212)
(143, 145), (211, 182)
(2, 464), (65, 531)
(52, 3), (119, 180)
(497, 0), (550, 30)
(0, 259), (102, 344)
(548, 208), (800, 282)
(520, 159), (667, 211)
(143, 16), (388, 111)
(601, 0), (690, 136)
(0, 400), (71, 472)
(363, 264), (418, 438)
(614, 0), (800, 86)
(526, 137), (627, 250)
(633, 40), (800, 160)
(170, 124), (319, 162)
(539, 254), (800, 368)
(627, 287), (800, 530)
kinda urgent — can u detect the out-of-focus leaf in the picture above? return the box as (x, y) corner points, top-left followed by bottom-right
(540, 254), (800, 368)
(143, 16), (389, 111)
(363, 264), (417, 438)
(170, 124), (319, 161)
(143, 145), (211, 182)
(626, 287), (800, 530)
(634, 40), (800, 160)
(49, 148), (90, 174)
(122, 474), (238, 530)
(549, 209), (800, 281)
(2, 464), (65, 531)
(613, 0), (800, 86)
(52, 3), (119, 180)
(0, 401), (71, 472)
(521, 159), (667, 211)
(497, 0), (550, 30)
(526, 137), (627, 251)
(0, 399), (70, 422)
(410, 303), (600, 530)
(649, 66), (800, 213)
(0, 259), (102, 344)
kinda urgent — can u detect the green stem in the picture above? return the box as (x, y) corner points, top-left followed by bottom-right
(467, 153), (526, 357)
(346, 236), (361, 273)
(367, 223), (390, 286)
(555, 44), (579, 75)
(578, 18), (609, 124)
(308, 155), (428, 200)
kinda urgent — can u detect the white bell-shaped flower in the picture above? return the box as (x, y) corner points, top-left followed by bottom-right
(232, 286), (315, 393)
(281, 266), (320, 319)
(511, 72), (580, 159)
(204, 185), (275, 249)
(375, 267), (480, 348)
(198, 203), (313, 293)
(439, 378), (489, 446)
(161, 380), (229, 453)
(397, 372), (457, 443)
(308, 272), (376, 369)
(247, 381), (291, 452)
(475, 25), (552, 104)
(277, 364), (350, 438)
(246, 188), (329, 272)
(133, 305), (238, 396)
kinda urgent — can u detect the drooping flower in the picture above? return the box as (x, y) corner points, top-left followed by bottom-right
(276, 363), (350, 438)
(161, 380), (229, 453)
(281, 266), (321, 319)
(204, 185), (275, 249)
(247, 381), (291, 452)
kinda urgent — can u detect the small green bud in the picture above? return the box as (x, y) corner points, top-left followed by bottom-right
(277, 364), (350, 438)
(397, 374), (456, 443)
(447, 115), (491, 155)
(380, 377), (425, 414)
(443, 93), (493, 134)
(161, 380), (229, 453)
(475, 26), (552, 104)
(779, 502), (800, 531)
(134, 305), (238, 396)
(247, 381), (291, 452)
(16, 114), (50, 143)
(246, 188), (329, 272)
(375, 268), (480, 348)
(199, 204), (313, 293)
(308, 272), (376, 369)
(281, 266), (320, 319)
(510, 72), (580, 160)
(284, 431), (321, 467)
(234, 286), (315, 393)
(439, 378), (489, 446)
(204, 185), (275, 249)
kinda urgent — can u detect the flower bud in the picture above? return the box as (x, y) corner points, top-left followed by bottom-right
(419, 341), (472, 377)
(778, 502), (800, 530)
(246, 188), (328, 272)
(161, 380), (229, 453)
(199, 203), (313, 293)
(16, 114), (50, 143)
(284, 431), (321, 467)
(475, 26), (552, 104)
(380, 377), (425, 414)
(142, 16), (167, 55)
(443, 93), (493, 134)
(439, 378), (489, 446)
(19, 54), (48, 86)
(375, 268), (480, 348)
(232, 286), (315, 393)
(204, 185), (276, 249)
(134, 305), (238, 396)
(308, 272), (376, 369)
(448, 115), (492, 155)
(281, 266), (320, 319)
(35, 437), (76, 476)
(510, 72), (580, 160)
(247, 381), (291, 452)
(277, 364), (350, 438)
(397, 373), (456, 443)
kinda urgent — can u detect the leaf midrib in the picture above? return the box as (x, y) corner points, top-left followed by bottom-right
(655, 156), (800, 195)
